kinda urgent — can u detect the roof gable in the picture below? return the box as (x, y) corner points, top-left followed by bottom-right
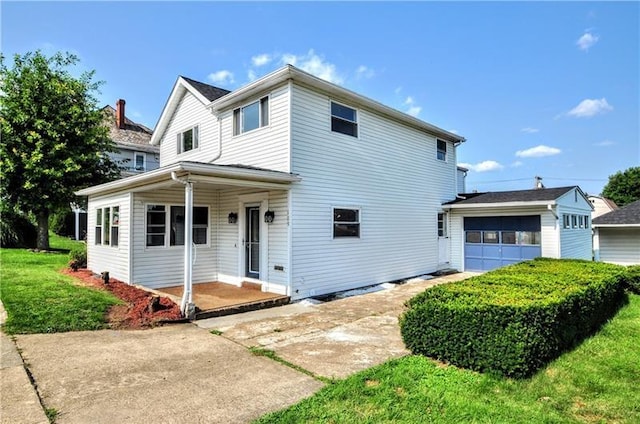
(593, 199), (640, 225)
(150, 76), (230, 145)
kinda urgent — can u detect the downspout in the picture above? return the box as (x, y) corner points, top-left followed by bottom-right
(171, 171), (195, 318)
(208, 112), (223, 164)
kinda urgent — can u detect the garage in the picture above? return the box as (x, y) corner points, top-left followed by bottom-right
(464, 216), (541, 271)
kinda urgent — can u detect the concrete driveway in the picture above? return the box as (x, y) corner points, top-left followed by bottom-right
(14, 325), (323, 423)
(198, 272), (475, 379)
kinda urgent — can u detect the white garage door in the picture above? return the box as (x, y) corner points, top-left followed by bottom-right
(599, 228), (640, 265)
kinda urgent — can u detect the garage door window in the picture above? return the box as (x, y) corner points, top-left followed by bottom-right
(502, 231), (517, 244)
(483, 231), (499, 244)
(466, 231), (481, 243)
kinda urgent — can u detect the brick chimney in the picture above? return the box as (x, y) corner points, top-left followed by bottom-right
(115, 99), (126, 129)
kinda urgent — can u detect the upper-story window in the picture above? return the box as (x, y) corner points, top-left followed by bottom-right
(331, 101), (358, 137)
(134, 152), (145, 171)
(437, 139), (447, 161)
(233, 96), (269, 135)
(178, 125), (199, 154)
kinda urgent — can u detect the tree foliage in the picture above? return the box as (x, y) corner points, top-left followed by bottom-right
(0, 51), (120, 249)
(602, 166), (640, 207)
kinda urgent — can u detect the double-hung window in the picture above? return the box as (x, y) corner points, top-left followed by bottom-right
(134, 152), (145, 171)
(333, 208), (360, 238)
(331, 102), (358, 137)
(146, 205), (166, 247)
(437, 139), (447, 161)
(177, 126), (199, 154)
(94, 206), (119, 247)
(233, 97), (269, 135)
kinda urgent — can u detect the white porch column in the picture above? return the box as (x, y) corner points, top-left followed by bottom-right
(180, 181), (195, 318)
(74, 208), (80, 241)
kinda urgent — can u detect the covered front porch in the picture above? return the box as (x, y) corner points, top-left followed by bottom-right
(158, 281), (290, 320)
(77, 161), (301, 318)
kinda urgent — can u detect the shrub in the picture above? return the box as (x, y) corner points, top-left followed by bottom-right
(68, 245), (87, 270)
(400, 258), (627, 378)
(624, 265), (640, 294)
(0, 206), (37, 248)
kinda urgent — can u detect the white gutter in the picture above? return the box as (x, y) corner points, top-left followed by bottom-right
(592, 223), (640, 228)
(171, 171), (195, 318)
(443, 200), (557, 209)
(208, 111), (223, 164)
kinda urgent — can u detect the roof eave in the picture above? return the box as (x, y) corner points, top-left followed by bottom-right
(75, 163), (300, 197)
(593, 223), (640, 228)
(443, 200), (556, 209)
(207, 65), (465, 143)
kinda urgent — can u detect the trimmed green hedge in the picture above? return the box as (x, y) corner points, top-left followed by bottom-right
(400, 258), (628, 378)
(625, 265), (640, 294)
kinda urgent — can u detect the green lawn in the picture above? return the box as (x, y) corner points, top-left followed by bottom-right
(0, 235), (120, 334)
(256, 294), (640, 424)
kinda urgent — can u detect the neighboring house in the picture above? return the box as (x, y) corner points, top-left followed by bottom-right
(104, 99), (160, 176)
(443, 186), (594, 271)
(588, 195), (618, 219)
(71, 100), (159, 240)
(76, 65), (466, 312)
(593, 199), (640, 265)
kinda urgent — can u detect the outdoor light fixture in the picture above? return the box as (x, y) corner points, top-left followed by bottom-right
(228, 212), (238, 224)
(264, 210), (275, 223)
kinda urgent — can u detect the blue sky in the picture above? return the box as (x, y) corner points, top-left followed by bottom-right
(3, 1), (638, 195)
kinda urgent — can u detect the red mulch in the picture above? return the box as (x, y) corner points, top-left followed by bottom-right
(61, 268), (184, 330)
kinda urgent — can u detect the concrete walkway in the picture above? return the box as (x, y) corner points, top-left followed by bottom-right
(2, 272), (474, 423)
(197, 272), (476, 379)
(0, 302), (48, 424)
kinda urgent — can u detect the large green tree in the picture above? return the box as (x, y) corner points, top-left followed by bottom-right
(1, 51), (120, 250)
(601, 166), (640, 207)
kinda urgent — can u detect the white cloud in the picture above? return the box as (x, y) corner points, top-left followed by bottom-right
(577, 31), (599, 51)
(355, 65), (374, 79)
(516, 145), (561, 158)
(511, 161), (524, 168)
(280, 49), (343, 84)
(593, 140), (616, 147)
(521, 127), (539, 134)
(251, 54), (272, 67)
(567, 98), (613, 118)
(404, 96), (422, 117)
(448, 129), (459, 134)
(458, 160), (504, 172)
(208, 70), (234, 85)
(247, 69), (257, 82)
(394, 86), (402, 94)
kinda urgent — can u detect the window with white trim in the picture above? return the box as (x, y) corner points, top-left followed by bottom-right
(94, 206), (119, 247)
(134, 152), (145, 171)
(333, 208), (360, 238)
(146, 204), (208, 247)
(146, 205), (166, 247)
(584, 215), (590, 229)
(177, 126), (199, 154)
(437, 139), (447, 161)
(233, 97), (269, 135)
(331, 101), (358, 137)
(571, 214), (578, 228)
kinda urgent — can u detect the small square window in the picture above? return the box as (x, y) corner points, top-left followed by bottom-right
(333, 208), (360, 238)
(331, 102), (358, 137)
(233, 97), (269, 135)
(177, 126), (199, 154)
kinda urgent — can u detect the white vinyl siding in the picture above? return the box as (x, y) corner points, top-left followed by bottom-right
(159, 91), (218, 166)
(289, 84), (458, 300)
(556, 190), (593, 260)
(86, 193), (131, 283)
(216, 84), (290, 172)
(596, 228), (640, 265)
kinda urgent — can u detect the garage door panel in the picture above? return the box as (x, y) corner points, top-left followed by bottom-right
(463, 216), (542, 271)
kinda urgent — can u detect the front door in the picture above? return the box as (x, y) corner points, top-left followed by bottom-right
(245, 206), (260, 279)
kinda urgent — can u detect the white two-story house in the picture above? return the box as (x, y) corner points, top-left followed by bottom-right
(77, 65), (466, 313)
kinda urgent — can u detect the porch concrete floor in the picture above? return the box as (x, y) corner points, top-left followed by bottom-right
(158, 282), (286, 311)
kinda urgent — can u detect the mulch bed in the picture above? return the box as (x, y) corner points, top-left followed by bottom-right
(61, 268), (184, 330)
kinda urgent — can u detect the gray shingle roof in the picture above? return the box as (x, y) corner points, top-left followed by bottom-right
(101, 105), (157, 152)
(592, 199), (640, 225)
(444, 186), (576, 205)
(181, 76), (230, 102)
